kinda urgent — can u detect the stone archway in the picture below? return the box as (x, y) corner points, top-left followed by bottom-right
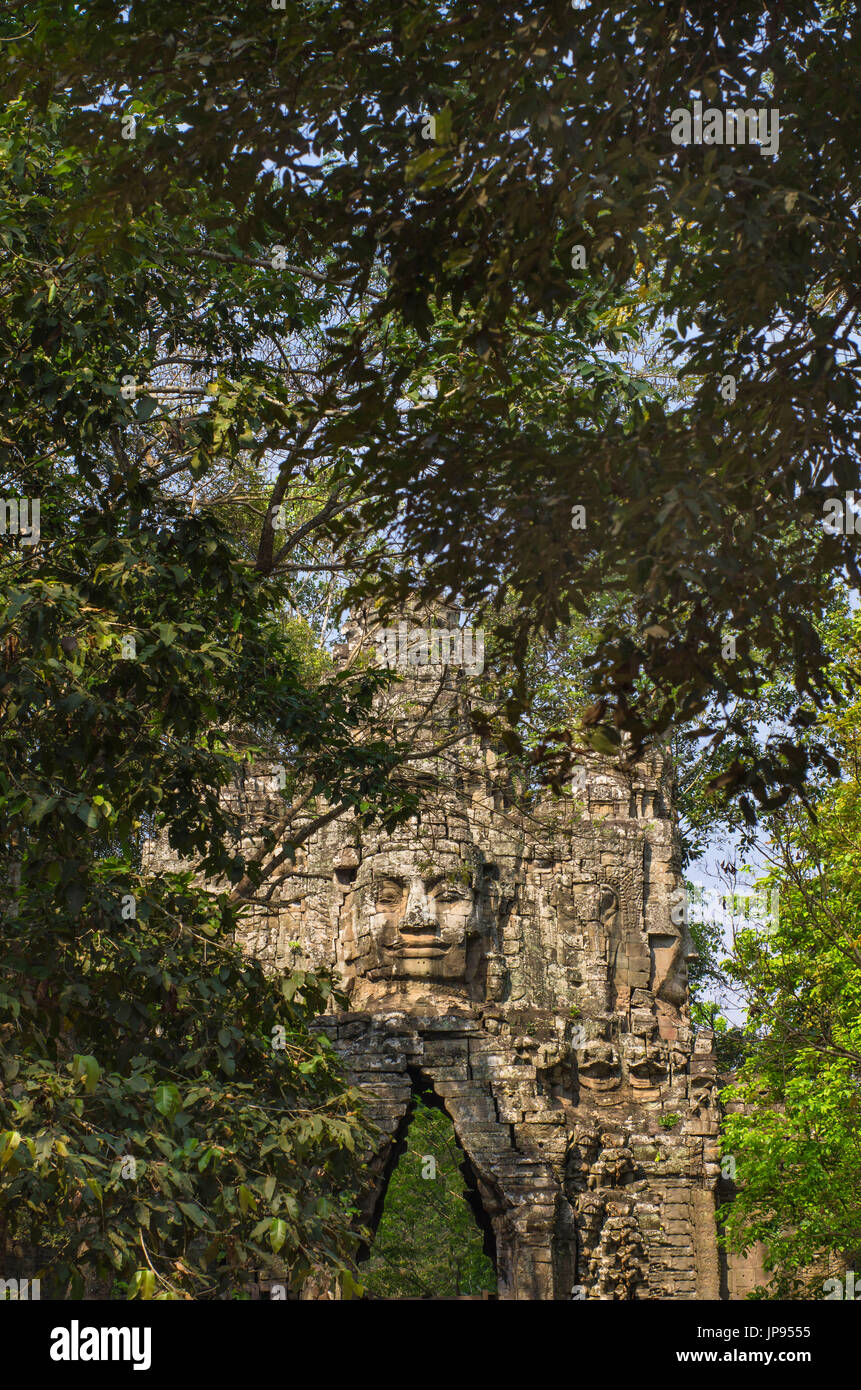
(356, 1069), (498, 1298)
(316, 1008), (581, 1300)
(149, 704), (724, 1298)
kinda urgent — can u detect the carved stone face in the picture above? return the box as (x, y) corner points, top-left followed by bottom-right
(622, 1034), (669, 1093)
(690, 1074), (717, 1111)
(575, 1038), (621, 1092)
(650, 920), (699, 1007)
(346, 853), (483, 983)
(374, 872), (472, 978)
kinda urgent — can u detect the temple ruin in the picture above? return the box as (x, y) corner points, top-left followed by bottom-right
(188, 611), (742, 1300)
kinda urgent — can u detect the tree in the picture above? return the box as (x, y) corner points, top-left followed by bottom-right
(4, 2), (861, 1304)
(719, 637), (861, 1298)
(3, 0), (860, 806)
(0, 102), (424, 1299)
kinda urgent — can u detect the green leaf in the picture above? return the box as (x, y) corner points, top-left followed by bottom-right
(269, 1217), (288, 1254)
(72, 1054), (100, 1094)
(340, 1268), (364, 1301)
(178, 1201), (209, 1229)
(129, 1269), (156, 1300)
(134, 395), (159, 421)
(29, 794), (59, 825)
(154, 1083), (181, 1119)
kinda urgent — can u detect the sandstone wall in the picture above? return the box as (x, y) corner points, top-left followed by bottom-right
(143, 608), (728, 1299)
(174, 736), (724, 1300)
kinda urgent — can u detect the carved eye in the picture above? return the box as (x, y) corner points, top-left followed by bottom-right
(375, 883), (403, 905)
(434, 886), (470, 903)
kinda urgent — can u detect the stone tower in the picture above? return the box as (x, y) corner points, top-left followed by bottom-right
(216, 613), (723, 1300)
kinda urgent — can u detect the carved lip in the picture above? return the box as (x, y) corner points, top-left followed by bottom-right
(386, 933), (450, 959)
(395, 947), (449, 959)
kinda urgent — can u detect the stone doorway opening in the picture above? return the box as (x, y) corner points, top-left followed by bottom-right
(358, 1072), (498, 1299)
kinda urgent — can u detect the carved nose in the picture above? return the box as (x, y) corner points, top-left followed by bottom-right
(401, 899), (436, 934)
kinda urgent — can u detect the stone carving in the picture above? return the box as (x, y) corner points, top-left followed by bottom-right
(335, 841), (500, 1006)
(586, 1199), (648, 1300)
(148, 615), (723, 1299)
